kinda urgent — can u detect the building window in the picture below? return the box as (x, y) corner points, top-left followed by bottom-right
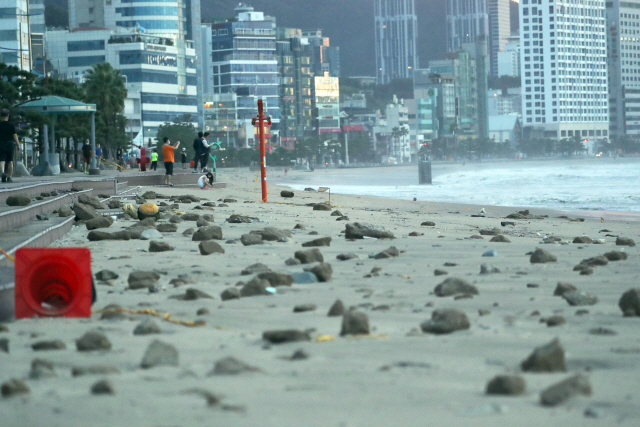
(67, 40), (105, 52)
(68, 55), (105, 67)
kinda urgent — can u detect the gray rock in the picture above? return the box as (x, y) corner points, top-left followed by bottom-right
(156, 223), (178, 233)
(133, 319), (162, 335)
(240, 233), (263, 246)
(291, 272), (318, 284)
(251, 227), (292, 242)
(0, 338), (8, 353)
(87, 230), (131, 241)
(293, 304), (317, 313)
(545, 316), (566, 327)
(169, 215), (184, 224)
(341, 310), (370, 335)
(313, 203), (332, 211)
(181, 213), (201, 221)
(305, 262), (333, 282)
(589, 327), (617, 336)
(330, 210), (343, 217)
(262, 329), (311, 344)
(140, 229), (163, 240)
(85, 216), (113, 230)
(241, 263), (270, 275)
(6, 195), (31, 206)
(29, 358), (56, 379)
(327, 299), (345, 317)
(71, 365), (120, 377)
(31, 340), (66, 351)
(1, 379), (30, 397)
(479, 227), (502, 236)
(434, 269), (448, 276)
(182, 228), (195, 236)
(294, 248), (324, 264)
(480, 264), (500, 275)
(149, 241), (174, 252)
(562, 290), (598, 306)
(198, 240), (225, 255)
(95, 270), (118, 281)
(482, 250), (498, 257)
(240, 278), (272, 297)
(76, 330), (112, 351)
(373, 246), (400, 259)
(220, 287), (241, 301)
(345, 222), (394, 239)
(434, 277), (479, 297)
(184, 288), (214, 300)
(616, 236), (635, 247)
(223, 198), (237, 203)
(78, 194), (104, 210)
(196, 218), (211, 227)
(573, 236), (593, 244)
(227, 214), (251, 223)
(73, 202), (101, 220)
(285, 257), (301, 266)
(280, 190), (294, 198)
(128, 271), (161, 290)
(530, 248), (557, 263)
(257, 272), (294, 287)
(420, 309), (470, 334)
(58, 206), (74, 217)
(580, 256), (608, 267)
(91, 379), (115, 395)
(486, 375), (526, 395)
(140, 340), (179, 368)
(192, 226), (223, 241)
(302, 237), (332, 247)
(554, 282), (577, 296)
(540, 374), (592, 406)
(619, 288), (640, 316)
(490, 235), (511, 243)
(336, 253), (358, 261)
(604, 251), (628, 261)
(290, 349), (309, 360)
(294, 223), (306, 230)
(203, 202), (216, 207)
(107, 200), (122, 209)
(521, 338), (566, 372)
(210, 356), (260, 375)
(421, 221), (436, 226)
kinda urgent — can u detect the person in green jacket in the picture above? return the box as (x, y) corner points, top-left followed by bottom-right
(151, 149), (158, 171)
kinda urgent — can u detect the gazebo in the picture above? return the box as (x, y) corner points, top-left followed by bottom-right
(18, 96), (98, 175)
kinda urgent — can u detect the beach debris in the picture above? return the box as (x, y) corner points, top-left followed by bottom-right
(223, 198), (237, 203)
(302, 237), (332, 247)
(241, 263), (270, 275)
(240, 233), (263, 246)
(294, 304), (317, 313)
(421, 221), (436, 226)
(78, 194), (104, 209)
(345, 222), (394, 239)
(480, 264), (500, 275)
(280, 190), (294, 198)
(257, 272), (294, 287)
(530, 248), (557, 263)
(31, 340), (66, 351)
(486, 375), (526, 395)
(251, 227), (291, 242)
(128, 271), (160, 290)
(91, 379), (115, 395)
(1, 379), (30, 397)
(434, 269), (448, 276)
(341, 310), (370, 336)
(210, 357), (261, 375)
(140, 340), (179, 368)
(616, 237), (635, 247)
(373, 246), (400, 259)
(619, 288), (640, 316)
(490, 235), (511, 243)
(434, 277), (478, 297)
(562, 290), (598, 306)
(540, 374), (591, 406)
(198, 240), (225, 255)
(240, 278), (272, 297)
(443, 262), (457, 266)
(328, 299), (345, 317)
(304, 262), (333, 282)
(521, 338), (566, 372)
(501, 221), (515, 226)
(29, 358), (56, 379)
(149, 241), (174, 252)
(482, 250), (497, 257)
(138, 203), (160, 220)
(133, 319), (162, 335)
(420, 309), (470, 334)
(554, 282), (577, 296)
(76, 330), (112, 352)
(220, 287), (241, 301)
(263, 329), (311, 344)
(295, 248), (324, 264)
(506, 210), (547, 219)
(95, 270), (118, 282)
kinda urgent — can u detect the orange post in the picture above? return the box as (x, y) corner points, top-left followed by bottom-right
(253, 99), (270, 202)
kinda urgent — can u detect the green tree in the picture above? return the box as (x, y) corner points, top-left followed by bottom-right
(345, 132), (373, 163)
(83, 63), (127, 155)
(155, 118), (197, 162)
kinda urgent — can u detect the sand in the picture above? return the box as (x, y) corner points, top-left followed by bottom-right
(1, 167), (639, 427)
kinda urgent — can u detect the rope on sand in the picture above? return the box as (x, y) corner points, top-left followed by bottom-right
(92, 307), (205, 327)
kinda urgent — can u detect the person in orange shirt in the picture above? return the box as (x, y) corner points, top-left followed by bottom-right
(161, 137), (180, 186)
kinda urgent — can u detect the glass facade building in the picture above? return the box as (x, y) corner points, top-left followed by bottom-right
(374, 0), (418, 84)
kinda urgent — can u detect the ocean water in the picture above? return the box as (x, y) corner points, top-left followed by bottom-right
(274, 158), (640, 213)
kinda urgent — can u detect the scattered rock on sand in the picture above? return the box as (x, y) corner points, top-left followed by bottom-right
(257, 272), (294, 287)
(198, 240), (225, 255)
(340, 310), (370, 336)
(291, 272), (318, 284)
(128, 271), (160, 290)
(336, 253), (358, 261)
(140, 229), (163, 240)
(530, 248), (557, 263)
(192, 226), (223, 241)
(220, 287), (241, 301)
(305, 263), (333, 282)
(156, 223), (178, 233)
(240, 233), (263, 246)
(434, 277), (478, 297)
(241, 263), (270, 275)
(554, 282), (577, 296)
(76, 330), (112, 352)
(373, 246), (400, 259)
(604, 251), (628, 261)
(420, 309), (470, 334)
(616, 237), (635, 247)
(421, 221), (436, 226)
(240, 278), (272, 297)
(169, 215), (183, 224)
(580, 256), (608, 267)
(302, 237), (332, 247)
(295, 248), (324, 264)
(285, 257), (301, 266)
(434, 269), (448, 276)
(88, 230), (131, 241)
(294, 223), (306, 230)
(29, 358), (56, 379)
(479, 227), (502, 236)
(183, 288), (214, 300)
(210, 357), (261, 375)
(545, 316), (566, 327)
(196, 218), (210, 227)
(562, 290), (598, 306)
(480, 264), (500, 275)
(486, 375), (526, 395)
(313, 203), (332, 211)
(31, 340), (66, 351)
(251, 227), (291, 242)
(182, 213), (201, 221)
(540, 374), (591, 406)
(58, 206), (74, 217)
(91, 379), (115, 395)
(490, 235), (511, 243)
(294, 304), (317, 313)
(1, 379), (30, 397)
(573, 236), (593, 244)
(95, 270), (118, 281)
(345, 222), (394, 239)
(328, 299), (345, 316)
(263, 329), (311, 344)
(85, 216), (113, 230)
(521, 338), (566, 372)
(0, 338), (8, 353)
(133, 319), (162, 335)
(227, 214), (251, 223)
(618, 288), (640, 316)
(73, 203), (101, 220)
(330, 210), (343, 217)
(78, 194), (104, 209)
(182, 228), (195, 236)
(149, 241), (174, 252)
(140, 340), (179, 368)
(408, 231), (421, 236)
(280, 190), (294, 198)
(506, 210), (546, 220)
(6, 195), (31, 206)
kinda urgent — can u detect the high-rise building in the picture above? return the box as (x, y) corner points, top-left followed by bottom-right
(520, 0), (608, 141)
(0, 0), (31, 71)
(30, 0), (46, 70)
(446, 0), (510, 77)
(374, 0), (418, 84)
(606, 0), (640, 139)
(208, 4), (280, 147)
(301, 29), (340, 77)
(497, 35), (520, 77)
(314, 72), (340, 135)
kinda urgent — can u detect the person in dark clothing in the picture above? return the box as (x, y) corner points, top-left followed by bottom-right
(192, 131), (203, 173)
(181, 148), (188, 169)
(201, 132), (211, 172)
(81, 141), (92, 173)
(0, 109), (19, 183)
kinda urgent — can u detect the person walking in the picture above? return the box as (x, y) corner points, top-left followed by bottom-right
(81, 140), (92, 173)
(201, 132), (211, 172)
(0, 109), (20, 183)
(150, 149), (158, 171)
(181, 148), (188, 169)
(95, 144), (103, 166)
(192, 131), (203, 173)
(162, 137), (180, 186)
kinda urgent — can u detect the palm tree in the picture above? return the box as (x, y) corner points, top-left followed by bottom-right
(391, 126), (401, 159)
(398, 126), (409, 161)
(83, 63), (127, 154)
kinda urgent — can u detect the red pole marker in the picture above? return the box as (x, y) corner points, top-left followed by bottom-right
(253, 100), (270, 202)
(140, 147), (147, 172)
(14, 248), (93, 318)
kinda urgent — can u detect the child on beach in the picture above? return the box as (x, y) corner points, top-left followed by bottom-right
(198, 172), (215, 189)
(181, 148), (188, 169)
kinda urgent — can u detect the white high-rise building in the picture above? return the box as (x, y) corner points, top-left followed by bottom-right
(520, 0), (608, 142)
(374, 0), (418, 84)
(0, 0), (31, 71)
(606, 0), (640, 138)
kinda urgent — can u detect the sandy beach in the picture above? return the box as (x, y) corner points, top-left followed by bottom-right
(1, 166), (639, 427)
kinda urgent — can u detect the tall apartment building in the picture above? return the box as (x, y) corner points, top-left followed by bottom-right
(497, 34), (520, 77)
(207, 4), (280, 147)
(606, 0), (640, 138)
(46, 29), (198, 139)
(30, 0), (46, 71)
(519, 0), (608, 141)
(301, 29), (340, 77)
(374, 0), (418, 84)
(446, 0), (510, 77)
(0, 0), (31, 71)
(314, 72), (340, 135)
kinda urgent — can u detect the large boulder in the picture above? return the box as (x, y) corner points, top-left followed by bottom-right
(521, 338), (566, 372)
(5, 195), (31, 206)
(619, 288), (640, 316)
(192, 226), (223, 241)
(433, 277), (478, 297)
(345, 222), (394, 239)
(73, 202), (101, 221)
(420, 309), (470, 334)
(85, 216), (113, 230)
(78, 194), (104, 210)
